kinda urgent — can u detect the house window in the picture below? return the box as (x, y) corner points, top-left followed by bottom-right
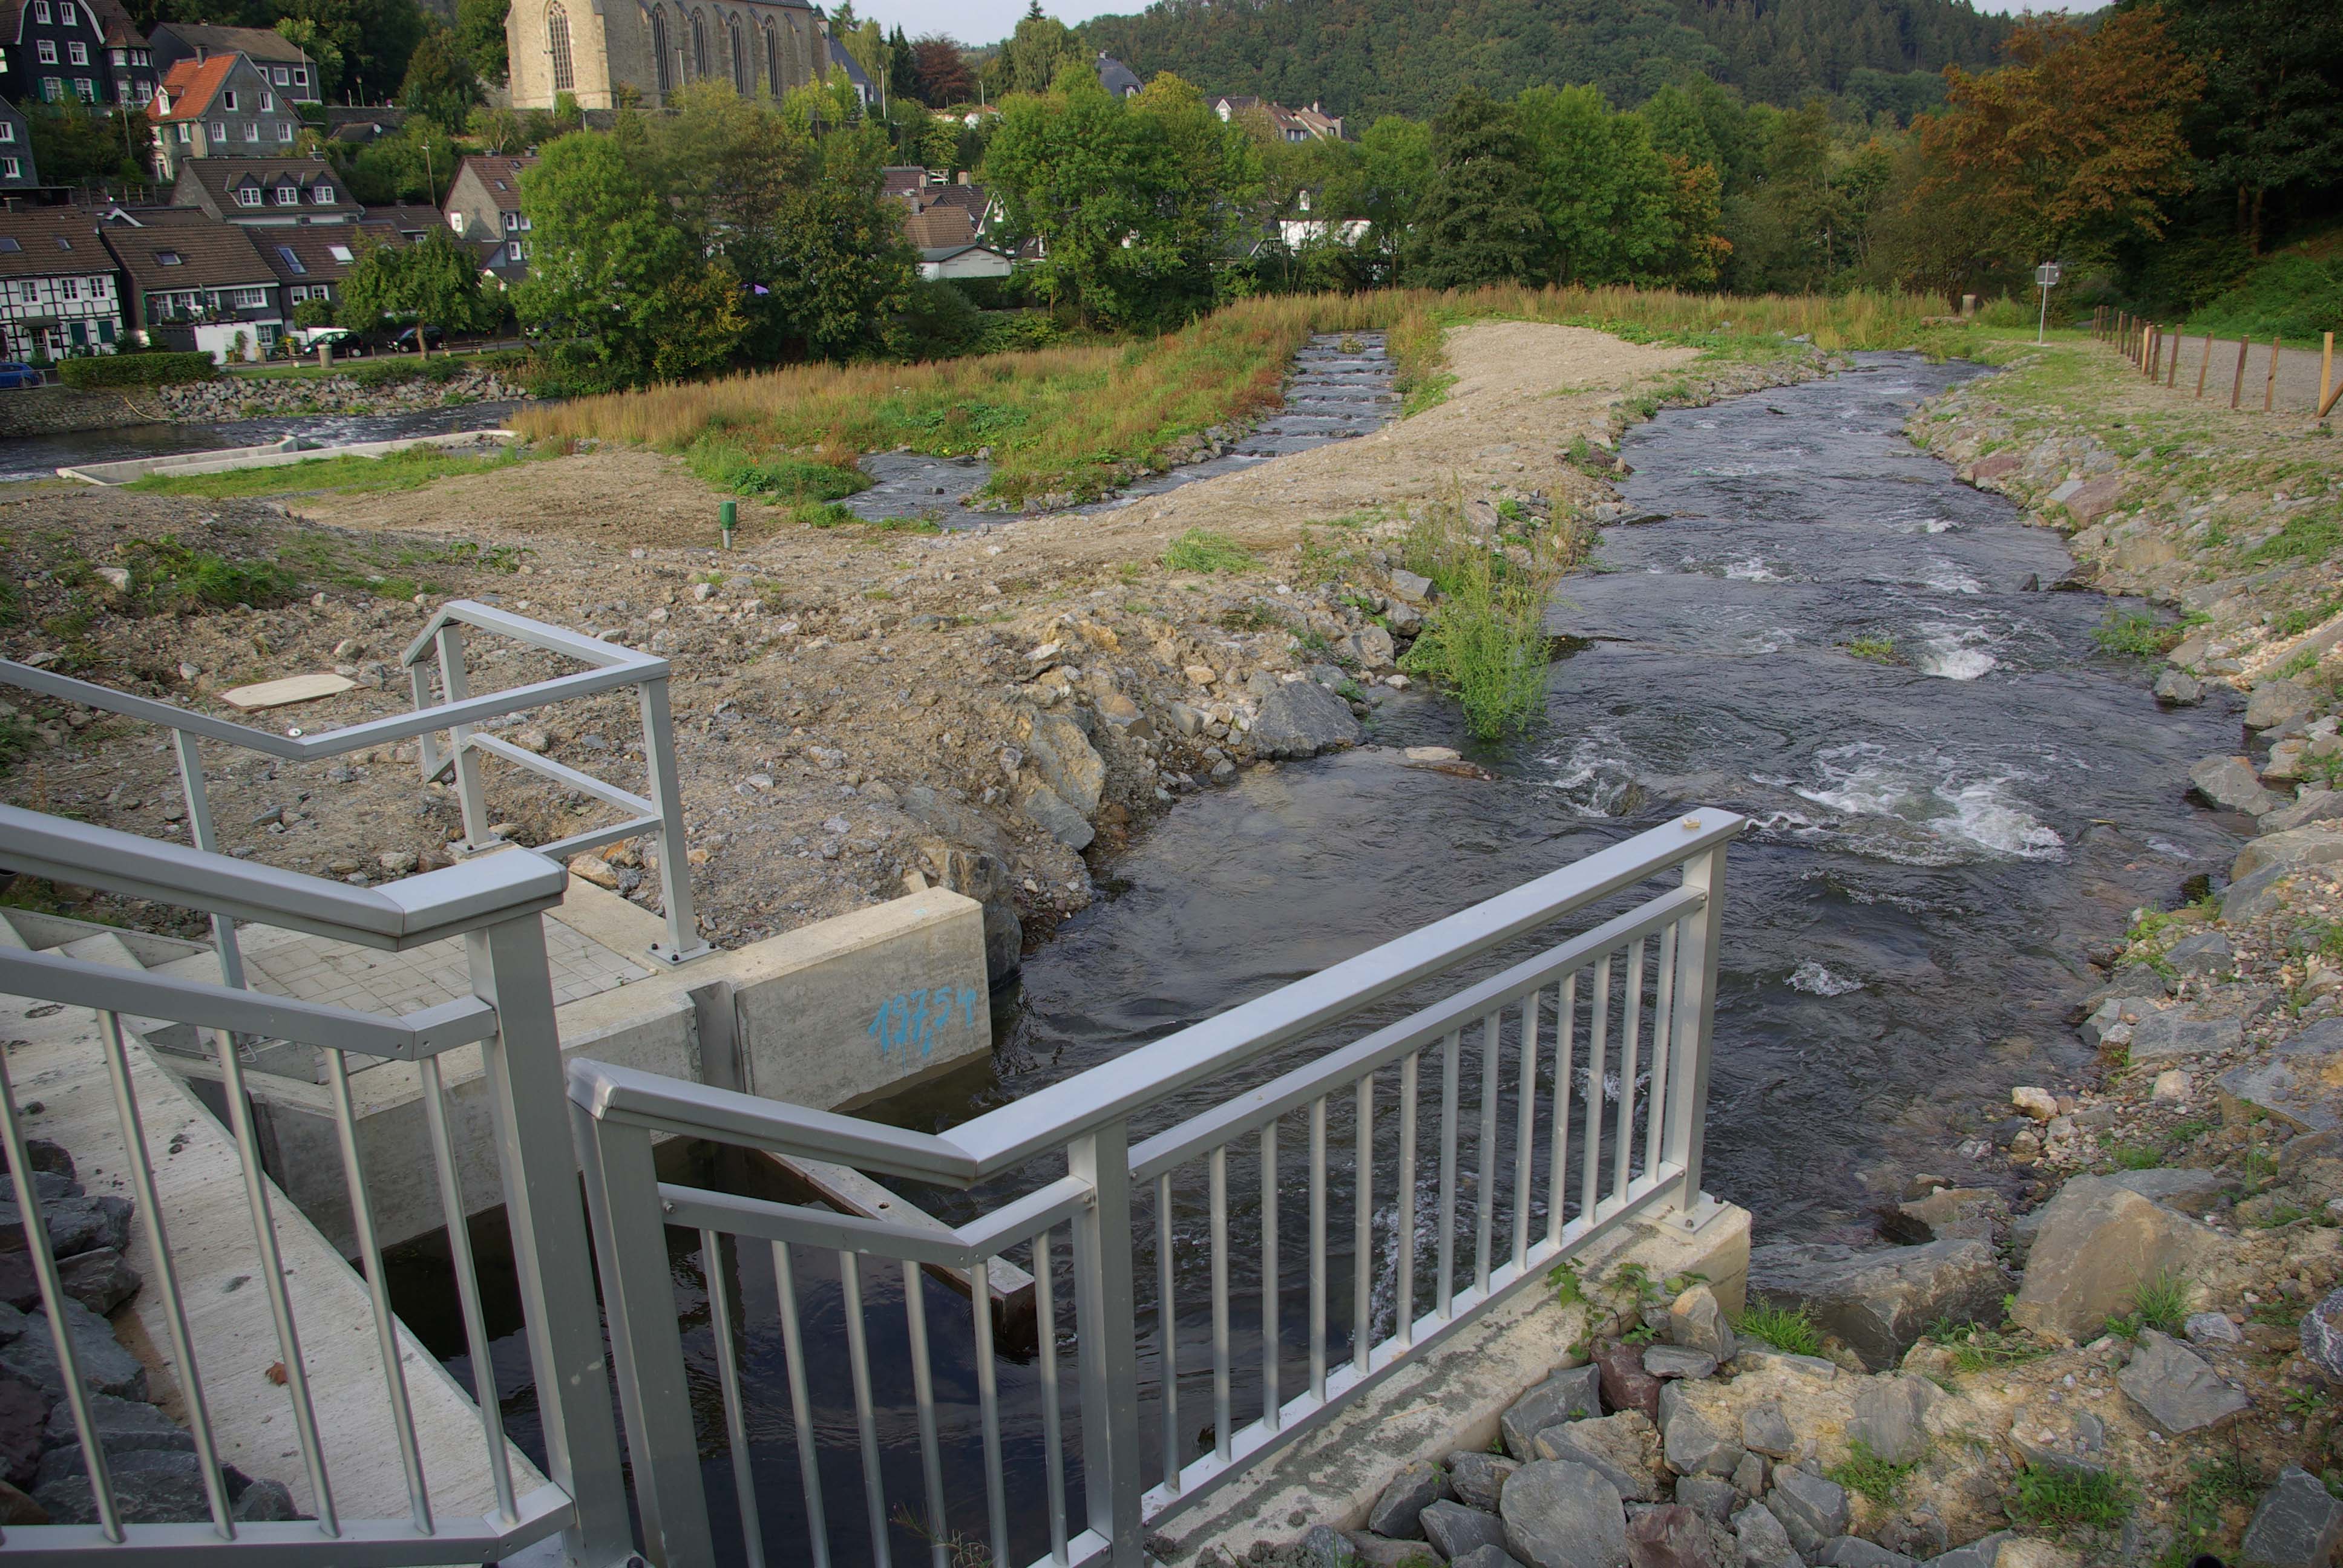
(67, 41), (86, 65)
(134, 49), (147, 65)
(327, 244), (352, 262)
(547, 1), (574, 92)
(506, 240), (522, 261)
(232, 286), (269, 307)
(313, 185), (333, 203)
(258, 91), (272, 111)
(0, 158), (17, 180)
(73, 77), (93, 101)
(110, 47), (123, 65)
(277, 121), (292, 140)
(31, 0), (50, 18)
(97, 320), (113, 344)
(136, 83), (151, 103)
(222, 90), (237, 110)
(729, 14), (747, 95)
(292, 67), (306, 86)
(36, 42), (57, 65)
(61, 278), (76, 299)
(209, 121), (224, 141)
(55, 1), (71, 23)
(274, 185), (297, 204)
(175, 123), (189, 142)
(41, 77), (62, 102)
(236, 186), (261, 206)
(650, 8), (671, 92)
(155, 250), (181, 265)
(90, 275), (104, 295)
(242, 122), (258, 140)
(271, 67), (288, 85)
(0, 123), (13, 143)
(690, 11), (706, 80)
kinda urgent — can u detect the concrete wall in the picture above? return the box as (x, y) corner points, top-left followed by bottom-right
(0, 385), (162, 439)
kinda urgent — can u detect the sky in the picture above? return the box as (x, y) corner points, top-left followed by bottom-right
(861, 0), (2097, 47)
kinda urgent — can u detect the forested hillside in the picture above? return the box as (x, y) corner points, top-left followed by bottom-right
(1080, 0), (2014, 122)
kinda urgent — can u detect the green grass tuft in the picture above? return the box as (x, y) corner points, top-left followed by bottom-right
(2009, 1464), (2138, 1536)
(1163, 529), (1256, 574)
(2093, 612), (2183, 659)
(2106, 1269), (2191, 1339)
(1736, 1302), (1824, 1357)
(125, 537), (301, 613)
(1827, 1440), (1918, 1505)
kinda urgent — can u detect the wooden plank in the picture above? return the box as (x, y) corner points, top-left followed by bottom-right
(756, 1148), (1037, 1347)
(220, 672), (356, 710)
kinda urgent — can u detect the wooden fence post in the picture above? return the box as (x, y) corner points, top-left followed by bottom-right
(2266, 338), (2281, 412)
(2149, 325), (2161, 380)
(2323, 332), (2335, 414)
(2166, 328), (2180, 387)
(2197, 331), (2215, 398)
(2231, 338), (2250, 408)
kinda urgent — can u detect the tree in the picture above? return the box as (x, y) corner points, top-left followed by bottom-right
(339, 226), (497, 355)
(402, 25), (483, 133)
(274, 17), (343, 99)
(1000, 10), (1079, 97)
(911, 36), (974, 108)
(25, 104), (148, 186)
(1407, 88), (1545, 289)
(515, 132), (746, 389)
(1919, 10), (2203, 270)
(454, 0), (508, 87)
(1513, 84), (1682, 286)
(330, 116), (459, 203)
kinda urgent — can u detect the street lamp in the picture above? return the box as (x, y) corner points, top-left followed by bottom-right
(2035, 261), (2062, 345)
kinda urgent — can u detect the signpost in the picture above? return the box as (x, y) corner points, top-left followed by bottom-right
(2035, 262), (2062, 345)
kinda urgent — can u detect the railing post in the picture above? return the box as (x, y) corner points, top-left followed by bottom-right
(170, 730), (246, 993)
(465, 912), (641, 1567)
(410, 658), (445, 783)
(1068, 1122), (1144, 1564)
(1662, 835), (1729, 1224)
(635, 675), (710, 965)
(435, 623), (496, 851)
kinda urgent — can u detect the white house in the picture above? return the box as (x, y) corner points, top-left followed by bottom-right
(918, 243), (1013, 283)
(0, 211), (123, 359)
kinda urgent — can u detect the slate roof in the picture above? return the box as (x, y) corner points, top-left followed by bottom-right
(257, 224), (395, 286)
(0, 213), (111, 279)
(154, 23), (310, 66)
(180, 159), (358, 220)
(1095, 53), (1141, 97)
(103, 216), (276, 292)
(454, 155), (536, 210)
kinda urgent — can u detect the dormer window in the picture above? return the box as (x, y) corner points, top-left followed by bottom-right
(56, 3), (73, 25)
(236, 186), (261, 206)
(272, 67), (288, 85)
(292, 67), (307, 86)
(312, 185), (334, 203)
(274, 185), (297, 204)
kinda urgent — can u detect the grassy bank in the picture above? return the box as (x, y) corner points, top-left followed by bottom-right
(517, 286), (1965, 515)
(123, 443), (539, 500)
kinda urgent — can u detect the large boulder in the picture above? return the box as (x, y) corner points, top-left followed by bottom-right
(1532, 1411), (1666, 1501)
(1668, 1285), (1737, 1361)
(2008, 1169), (2230, 1267)
(1023, 710), (1105, 817)
(0, 1299), (145, 1401)
(1446, 1450), (1521, 1514)
(1250, 680), (1362, 759)
(2245, 679), (2316, 730)
(2233, 826), (2343, 883)
(1732, 1503), (1797, 1568)
(1766, 1468), (1851, 1556)
(1501, 1460), (1630, 1568)
(1424, 1501), (1509, 1561)
(1018, 785), (1094, 851)
(31, 1447), (209, 1526)
(1655, 1388), (1743, 1480)
(2264, 791), (2343, 834)
(2189, 756), (2284, 815)
(1815, 1540), (1918, 1567)
(2217, 1019), (2343, 1134)
(2117, 1329), (2249, 1434)
(1746, 1240), (2008, 1371)
(1368, 1458), (1452, 1540)
(2009, 1181), (2229, 1339)
(1501, 1365), (1605, 1459)
(2126, 1011), (2243, 1066)
(1624, 1503), (1727, 1568)
(2238, 1466), (2343, 1568)
(1593, 1339), (1663, 1420)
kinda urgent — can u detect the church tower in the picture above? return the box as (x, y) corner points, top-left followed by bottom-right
(508, 0), (830, 112)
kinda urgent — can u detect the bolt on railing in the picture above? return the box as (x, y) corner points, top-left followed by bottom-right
(569, 811), (1741, 1568)
(0, 802), (636, 1563)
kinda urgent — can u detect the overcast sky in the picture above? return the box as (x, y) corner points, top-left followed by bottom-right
(859, 0), (2097, 48)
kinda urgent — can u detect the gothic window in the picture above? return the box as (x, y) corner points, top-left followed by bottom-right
(763, 20), (779, 96)
(547, 2), (575, 93)
(689, 11), (706, 81)
(650, 7), (671, 93)
(728, 13), (746, 94)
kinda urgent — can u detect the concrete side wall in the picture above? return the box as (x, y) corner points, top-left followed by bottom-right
(1152, 1201), (1752, 1565)
(0, 385), (161, 439)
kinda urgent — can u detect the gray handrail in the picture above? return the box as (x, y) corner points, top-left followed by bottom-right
(0, 802), (565, 952)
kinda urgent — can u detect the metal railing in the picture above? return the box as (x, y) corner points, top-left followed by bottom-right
(0, 598), (709, 985)
(570, 810), (1742, 1568)
(0, 802), (634, 1563)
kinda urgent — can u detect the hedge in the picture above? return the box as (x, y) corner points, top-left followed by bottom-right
(59, 352), (218, 389)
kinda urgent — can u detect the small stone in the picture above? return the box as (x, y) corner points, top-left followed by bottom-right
(1423, 1500), (1508, 1561)
(1923, 1532), (2011, 1568)
(1444, 1450), (1519, 1514)
(2117, 1329), (2250, 1434)
(1642, 1345), (1718, 1380)
(1732, 1502), (1796, 1567)
(1184, 665), (1218, 686)
(233, 1477), (297, 1521)
(1366, 1458), (1450, 1540)
(2302, 1285), (2343, 1380)
(1389, 569), (1434, 605)
(31, 1447), (207, 1524)
(1533, 1411), (1666, 1501)
(568, 854), (622, 890)
(2152, 1069), (2192, 1102)
(1846, 1376), (1939, 1466)
(375, 850), (419, 877)
(1657, 1396), (1743, 1480)
(1766, 1468), (1850, 1555)
(1814, 1538), (1916, 1567)
(2184, 1312), (2242, 1347)
(2011, 1087), (2057, 1121)
(1625, 1503), (1718, 1568)
(0, 1298), (143, 1401)
(2238, 1465), (2343, 1568)
(1594, 1339), (1663, 1420)
(1449, 1548), (1526, 1568)
(53, 1249), (138, 1316)
(1731, 1449), (1770, 1498)
(1740, 1403), (1796, 1459)
(1297, 1524), (1357, 1568)
(1405, 746), (1463, 763)
(1668, 1284), (1737, 1362)
(1500, 1365), (1604, 1459)
(1675, 1474), (1737, 1523)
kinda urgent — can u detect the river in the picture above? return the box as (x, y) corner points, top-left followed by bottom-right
(0, 399), (526, 483)
(392, 352), (2244, 1564)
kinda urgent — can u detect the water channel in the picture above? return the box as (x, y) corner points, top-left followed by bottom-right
(392, 353), (2245, 1563)
(0, 398), (526, 483)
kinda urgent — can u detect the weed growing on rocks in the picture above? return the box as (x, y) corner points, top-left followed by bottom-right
(2009, 1463), (2138, 1537)
(1735, 1301), (1824, 1356)
(1828, 1438), (1918, 1504)
(1164, 529), (1256, 573)
(2093, 611), (2184, 659)
(2107, 1269), (2191, 1339)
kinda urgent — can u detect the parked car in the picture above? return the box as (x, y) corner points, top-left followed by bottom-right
(391, 324), (447, 353)
(0, 361), (43, 389)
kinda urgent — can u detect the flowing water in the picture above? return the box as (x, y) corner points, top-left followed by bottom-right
(841, 333), (1398, 529)
(395, 353), (2249, 1563)
(0, 398), (526, 483)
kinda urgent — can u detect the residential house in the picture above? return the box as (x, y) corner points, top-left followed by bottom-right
(361, 203), (441, 243)
(173, 158), (358, 226)
(149, 55), (305, 178)
(0, 209), (120, 357)
(91, 0), (154, 108)
(1280, 189), (1369, 250)
(258, 223), (389, 317)
(2, 0), (122, 106)
(1094, 53), (1140, 99)
(149, 23), (317, 104)
(827, 36), (871, 106)
(883, 166), (1000, 237)
(100, 209), (282, 359)
(443, 153), (534, 281)
(903, 203), (1009, 282)
(0, 96), (34, 189)
(1211, 94), (1344, 141)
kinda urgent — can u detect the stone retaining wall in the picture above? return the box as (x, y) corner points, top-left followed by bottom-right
(0, 387), (163, 440)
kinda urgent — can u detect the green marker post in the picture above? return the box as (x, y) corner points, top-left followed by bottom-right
(719, 499), (737, 549)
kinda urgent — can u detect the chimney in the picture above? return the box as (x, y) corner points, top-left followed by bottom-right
(957, 171), (969, 185)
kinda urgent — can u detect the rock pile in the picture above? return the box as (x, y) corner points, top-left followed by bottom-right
(158, 365), (526, 422)
(0, 1138), (298, 1526)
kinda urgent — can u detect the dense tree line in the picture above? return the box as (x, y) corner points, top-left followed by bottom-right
(1079, 0), (2008, 123)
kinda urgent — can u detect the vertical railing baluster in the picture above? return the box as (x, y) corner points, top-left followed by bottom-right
(169, 731), (245, 995)
(1352, 1072), (1372, 1376)
(1210, 1148), (1231, 1465)
(1584, 955), (1611, 1213)
(1156, 1172), (1181, 1492)
(1034, 1230), (1071, 1567)
(1397, 1051), (1418, 1347)
(901, 1261), (949, 1568)
(1475, 1008), (1501, 1295)
(1067, 1123), (1142, 1565)
(1643, 925), (1680, 1182)
(1547, 974), (1578, 1247)
(969, 1252), (1008, 1568)
(1513, 986), (1541, 1269)
(1308, 1096), (1327, 1402)
(419, 1056), (517, 1526)
(1666, 839), (1731, 1218)
(637, 673), (710, 963)
(95, 1011), (234, 1538)
(1614, 938), (1647, 1198)
(1437, 1030), (1460, 1316)
(839, 1251), (892, 1568)
(703, 1232), (767, 1568)
(1260, 1117), (1279, 1429)
(432, 622), (494, 850)
(770, 1242), (831, 1568)
(324, 1047), (429, 1534)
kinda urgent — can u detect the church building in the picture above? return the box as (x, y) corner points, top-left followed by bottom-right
(505, 0), (830, 111)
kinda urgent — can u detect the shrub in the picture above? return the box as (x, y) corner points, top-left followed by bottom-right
(2092, 612), (2181, 658)
(1394, 492), (1568, 739)
(689, 440), (870, 503)
(891, 279), (987, 361)
(57, 351), (217, 389)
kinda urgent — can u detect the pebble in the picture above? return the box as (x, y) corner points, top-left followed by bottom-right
(2011, 1086), (2057, 1120)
